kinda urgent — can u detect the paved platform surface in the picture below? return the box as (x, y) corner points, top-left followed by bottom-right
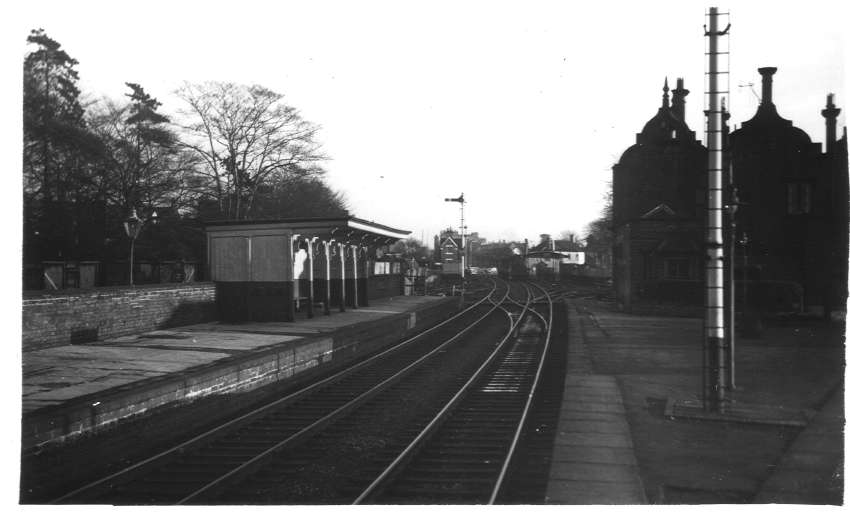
(545, 305), (646, 504)
(551, 295), (844, 505)
(23, 296), (444, 415)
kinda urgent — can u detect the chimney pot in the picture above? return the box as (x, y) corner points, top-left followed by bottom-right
(671, 77), (690, 122)
(758, 67), (778, 105)
(822, 93), (841, 153)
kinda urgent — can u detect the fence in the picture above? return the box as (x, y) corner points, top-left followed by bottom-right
(23, 261), (203, 291)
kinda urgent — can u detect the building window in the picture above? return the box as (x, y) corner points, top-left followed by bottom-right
(786, 182), (812, 215)
(664, 258), (691, 280)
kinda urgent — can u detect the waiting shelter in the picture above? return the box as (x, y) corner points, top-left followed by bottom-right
(205, 216), (410, 322)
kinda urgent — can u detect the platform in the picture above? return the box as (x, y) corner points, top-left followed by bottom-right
(545, 304), (647, 504)
(22, 295), (456, 449)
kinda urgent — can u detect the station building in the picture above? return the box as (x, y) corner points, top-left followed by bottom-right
(612, 69), (848, 316)
(612, 78), (707, 309)
(205, 215), (410, 321)
(729, 68), (848, 316)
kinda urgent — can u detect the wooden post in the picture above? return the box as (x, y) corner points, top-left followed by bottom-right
(361, 246), (370, 307)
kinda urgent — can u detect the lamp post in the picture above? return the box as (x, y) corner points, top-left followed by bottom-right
(725, 188), (739, 389)
(124, 208), (158, 286)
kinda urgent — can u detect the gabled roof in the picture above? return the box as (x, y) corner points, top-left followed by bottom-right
(440, 236), (459, 248)
(641, 204), (677, 219)
(554, 239), (583, 252)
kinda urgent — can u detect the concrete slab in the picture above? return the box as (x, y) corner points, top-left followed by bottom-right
(557, 401), (627, 415)
(559, 419), (632, 435)
(667, 399), (811, 427)
(549, 460), (642, 484)
(554, 431), (635, 449)
(546, 370), (646, 503)
(551, 446), (639, 466)
(546, 480), (647, 504)
(557, 410), (629, 423)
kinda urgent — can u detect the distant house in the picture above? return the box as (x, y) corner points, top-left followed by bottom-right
(525, 234), (586, 278)
(439, 234), (461, 264)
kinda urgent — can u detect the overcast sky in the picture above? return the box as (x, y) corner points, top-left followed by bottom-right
(4, 0), (848, 247)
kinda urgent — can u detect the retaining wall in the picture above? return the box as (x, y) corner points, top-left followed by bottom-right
(22, 283), (217, 351)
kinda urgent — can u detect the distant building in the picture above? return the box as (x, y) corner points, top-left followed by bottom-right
(435, 228), (486, 267)
(525, 234), (586, 278)
(439, 234), (461, 264)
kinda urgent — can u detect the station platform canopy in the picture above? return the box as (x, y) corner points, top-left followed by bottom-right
(205, 215), (410, 243)
(204, 215), (411, 322)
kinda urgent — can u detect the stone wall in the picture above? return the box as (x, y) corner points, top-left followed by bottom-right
(22, 283), (217, 350)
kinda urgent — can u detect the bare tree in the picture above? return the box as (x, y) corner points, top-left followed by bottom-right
(390, 238), (430, 261)
(176, 82), (327, 219)
(88, 84), (194, 214)
(583, 183), (613, 249)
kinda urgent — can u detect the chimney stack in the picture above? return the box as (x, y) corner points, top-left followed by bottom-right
(821, 93), (841, 154)
(758, 67), (778, 106)
(671, 77), (689, 122)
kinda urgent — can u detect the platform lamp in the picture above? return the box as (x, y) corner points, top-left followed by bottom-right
(124, 208), (159, 286)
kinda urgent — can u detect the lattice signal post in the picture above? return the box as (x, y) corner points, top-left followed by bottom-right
(703, 7), (731, 412)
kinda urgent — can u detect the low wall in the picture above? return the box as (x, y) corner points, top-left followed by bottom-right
(368, 274), (404, 299)
(21, 297), (458, 449)
(216, 282), (294, 322)
(22, 283), (217, 351)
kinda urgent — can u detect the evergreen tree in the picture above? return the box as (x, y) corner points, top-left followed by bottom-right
(23, 29), (105, 261)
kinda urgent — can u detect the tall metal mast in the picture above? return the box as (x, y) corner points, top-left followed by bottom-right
(703, 7), (731, 412)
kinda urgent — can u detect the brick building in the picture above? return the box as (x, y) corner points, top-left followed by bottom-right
(612, 78), (707, 309)
(729, 68), (848, 316)
(612, 69), (848, 316)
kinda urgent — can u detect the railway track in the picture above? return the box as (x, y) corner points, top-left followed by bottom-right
(51, 279), (559, 504)
(354, 282), (554, 504)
